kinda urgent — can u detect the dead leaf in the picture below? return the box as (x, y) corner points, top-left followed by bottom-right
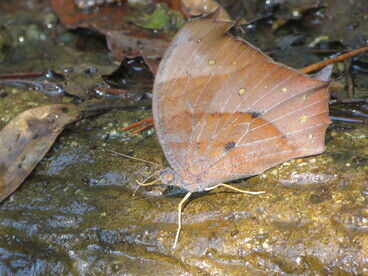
(103, 30), (170, 61)
(50, 0), (132, 29)
(0, 104), (82, 203)
(51, 0), (175, 68)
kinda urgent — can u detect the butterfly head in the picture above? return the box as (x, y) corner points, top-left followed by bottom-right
(159, 167), (208, 192)
(158, 167), (193, 192)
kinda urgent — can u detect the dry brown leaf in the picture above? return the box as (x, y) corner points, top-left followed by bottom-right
(104, 30), (170, 61)
(50, 0), (132, 29)
(0, 104), (83, 203)
(51, 0), (173, 69)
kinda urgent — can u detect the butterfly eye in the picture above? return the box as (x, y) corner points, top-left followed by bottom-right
(160, 170), (175, 185)
(165, 172), (174, 182)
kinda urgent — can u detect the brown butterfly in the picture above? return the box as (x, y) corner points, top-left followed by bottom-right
(150, 18), (331, 248)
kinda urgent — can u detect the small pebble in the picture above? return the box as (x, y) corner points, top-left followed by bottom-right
(109, 130), (119, 137)
(0, 88), (7, 98)
(70, 141), (79, 147)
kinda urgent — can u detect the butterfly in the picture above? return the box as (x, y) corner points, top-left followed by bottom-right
(151, 18), (331, 248)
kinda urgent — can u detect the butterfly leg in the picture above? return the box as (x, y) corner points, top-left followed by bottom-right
(204, 183), (265, 195)
(173, 192), (192, 249)
(134, 176), (161, 196)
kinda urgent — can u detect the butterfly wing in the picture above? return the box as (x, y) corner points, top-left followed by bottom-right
(153, 19), (331, 191)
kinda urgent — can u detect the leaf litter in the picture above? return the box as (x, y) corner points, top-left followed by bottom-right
(0, 104), (82, 203)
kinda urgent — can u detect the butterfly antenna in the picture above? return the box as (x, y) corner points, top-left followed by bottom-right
(173, 192), (192, 249)
(105, 149), (163, 168)
(204, 183), (265, 194)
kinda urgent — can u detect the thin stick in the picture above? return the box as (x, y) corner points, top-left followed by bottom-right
(0, 72), (44, 79)
(329, 116), (364, 123)
(105, 149), (162, 167)
(173, 192), (192, 249)
(130, 122), (154, 135)
(329, 98), (368, 105)
(98, 87), (128, 96)
(344, 59), (354, 98)
(204, 183), (265, 194)
(299, 46), (368, 74)
(123, 118), (154, 130)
